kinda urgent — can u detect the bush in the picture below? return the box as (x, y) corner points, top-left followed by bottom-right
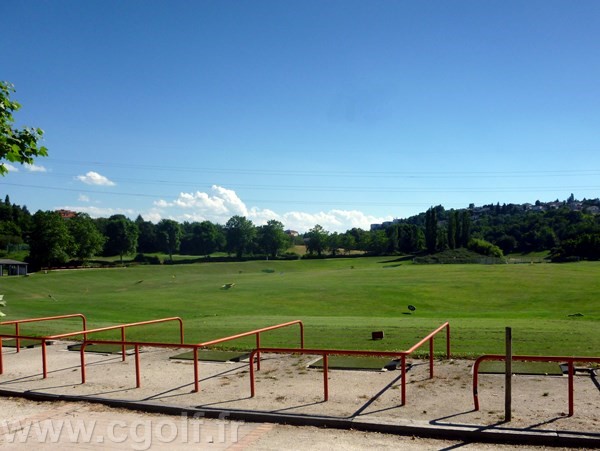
(133, 253), (162, 265)
(467, 238), (504, 259)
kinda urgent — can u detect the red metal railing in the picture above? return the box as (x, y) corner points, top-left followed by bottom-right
(196, 320), (304, 370)
(0, 316), (183, 378)
(473, 354), (600, 416)
(79, 320), (304, 392)
(0, 314), (88, 375)
(249, 321), (450, 405)
(0, 313), (87, 352)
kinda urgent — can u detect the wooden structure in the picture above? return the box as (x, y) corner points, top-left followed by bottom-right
(0, 259), (28, 276)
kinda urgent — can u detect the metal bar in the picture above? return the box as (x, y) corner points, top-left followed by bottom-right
(446, 323), (451, 358)
(15, 324), (20, 353)
(41, 339), (47, 378)
(323, 353), (329, 401)
(249, 349), (257, 397)
(505, 327), (512, 422)
(193, 347), (199, 393)
(256, 333), (261, 371)
(80, 342), (87, 384)
(121, 328), (126, 362)
(401, 355), (406, 406)
(47, 317), (183, 340)
(135, 344), (141, 388)
(429, 337), (434, 378)
(0, 337), (3, 374)
(197, 320), (304, 347)
(472, 354), (600, 416)
(568, 360), (574, 416)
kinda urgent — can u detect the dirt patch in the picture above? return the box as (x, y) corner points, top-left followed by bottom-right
(0, 342), (598, 435)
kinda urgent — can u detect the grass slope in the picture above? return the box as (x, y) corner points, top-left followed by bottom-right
(0, 258), (598, 357)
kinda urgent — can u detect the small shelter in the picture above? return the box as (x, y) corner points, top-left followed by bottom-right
(0, 259), (28, 276)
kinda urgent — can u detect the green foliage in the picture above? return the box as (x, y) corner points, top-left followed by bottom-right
(66, 213), (105, 261)
(0, 81), (48, 175)
(156, 219), (181, 262)
(305, 224), (328, 256)
(256, 220), (290, 258)
(225, 215), (256, 258)
(104, 215), (138, 263)
(27, 211), (72, 268)
(467, 238), (504, 259)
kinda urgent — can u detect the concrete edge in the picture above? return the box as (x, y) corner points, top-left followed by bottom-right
(1, 388), (599, 449)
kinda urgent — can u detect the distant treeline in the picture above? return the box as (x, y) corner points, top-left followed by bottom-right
(1, 194), (599, 269)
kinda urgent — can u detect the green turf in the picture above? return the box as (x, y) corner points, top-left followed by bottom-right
(478, 361), (563, 375)
(170, 350), (250, 362)
(0, 258), (598, 357)
(67, 343), (135, 354)
(309, 355), (400, 371)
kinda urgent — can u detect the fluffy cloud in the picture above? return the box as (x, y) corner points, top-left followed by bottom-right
(153, 185), (391, 232)
(78, 194), (91, 202)
(76, 171), (116, 186)
(24, 163), (47, 172)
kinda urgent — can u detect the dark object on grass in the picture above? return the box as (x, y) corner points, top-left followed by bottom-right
(408, 304), (416, 311)
(371, 331), (384, 340)
(568, 313), (584, 317)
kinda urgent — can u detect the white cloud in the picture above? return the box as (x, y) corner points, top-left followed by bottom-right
(78, 194), (91, 202)
(75, 171), (116, 186)
(24, 163), (47, 172)
(153, 185), (391, 232)
(2, 163), (19, 172)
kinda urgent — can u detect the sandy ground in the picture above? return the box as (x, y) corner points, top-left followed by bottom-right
(0, 342), (598, 449)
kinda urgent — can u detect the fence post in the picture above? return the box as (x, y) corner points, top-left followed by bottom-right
(135, 344), (141, 388)
(193, 347), (199, 393)
(323, 353), (329, 401)
(505, 327), (512, 422)
(568, 360), (574, 416)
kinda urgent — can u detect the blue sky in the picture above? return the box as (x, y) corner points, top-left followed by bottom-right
(3, 0), (600, 232)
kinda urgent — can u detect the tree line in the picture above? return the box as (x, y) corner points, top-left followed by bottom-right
(1, 194), (600, 269)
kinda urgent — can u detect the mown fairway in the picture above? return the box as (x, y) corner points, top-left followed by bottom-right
(1, 258), (598, 357)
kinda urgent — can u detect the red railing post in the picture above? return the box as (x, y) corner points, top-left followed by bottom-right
(401, 354), (407, 406)
(256, 333), (261, 371)
(429, 337), (434, 378)
(15, 323), (20, 353)
(568, 360), (574, 416)
(473, 356), (482, 411)
(80, 342), (87, 384)
(0, 336), (3, 374)
(323, 353), (329, 401)
(121, 327), (126, 361)
(299, 322), (304, 348)
(193, 347), (199, 393)
(249, 349), (257, 397)
(179, 318), (184, 344)
(446, 323), (451, 358)
(41, 339), (47, 378)
(135, 344), (141, 388)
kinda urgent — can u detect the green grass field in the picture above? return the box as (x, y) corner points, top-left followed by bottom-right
(0, 258), (598, 357)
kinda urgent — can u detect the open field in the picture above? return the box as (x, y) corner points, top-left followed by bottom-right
(0, 258), (598, 357)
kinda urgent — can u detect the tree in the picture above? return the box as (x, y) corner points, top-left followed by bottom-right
(225, 216), (256, 258)
(1, 81), (48, 175)
(447, 210), (456, 249)
(256, 220), (290, 258)
(425, 207), (438, 253)
(104, 215), (138, 264)
(67, 213), (105, 262)
(180, 221), (223, 257)
(156, 219), (181, 262)
(135, 215), (159, 253)
(27, 211), (72, 269)
(305, 224), (328, 256)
